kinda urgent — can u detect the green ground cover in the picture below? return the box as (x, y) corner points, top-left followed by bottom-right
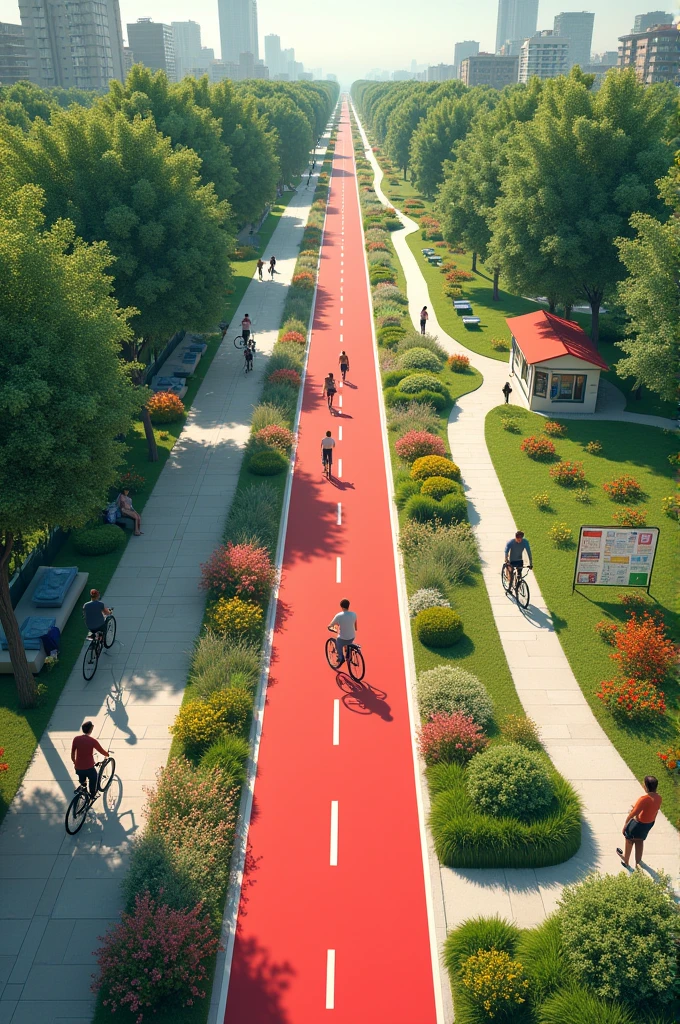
(486, 405), (680, 827)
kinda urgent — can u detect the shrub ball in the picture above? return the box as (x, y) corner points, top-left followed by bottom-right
(415, 606), (464, 647)
(73, 524), (126, 556)
(248, 449), (289, 476)
(466, 743), (554, 822)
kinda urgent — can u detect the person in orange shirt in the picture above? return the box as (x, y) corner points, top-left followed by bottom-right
(617, 775), (662, 869)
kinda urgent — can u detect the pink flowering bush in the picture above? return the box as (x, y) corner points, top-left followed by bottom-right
(255, 424), (296, 453)
(200, 542), (276, 602)
(418, 711), (488, 766)
(395, 430), (446, 463)
(93, 891), (220, 1020)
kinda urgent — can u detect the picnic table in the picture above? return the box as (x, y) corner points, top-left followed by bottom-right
(462, 316), (481, 327)
(428, 256), (443, 265)
(421, 248), (435, 256)
(453, 300), (472, 312)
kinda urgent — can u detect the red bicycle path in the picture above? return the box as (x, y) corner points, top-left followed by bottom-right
(223, 100), (438, 1024)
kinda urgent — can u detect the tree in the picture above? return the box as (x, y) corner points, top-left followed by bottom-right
(489, 69), (674, 343)
(409, 90), (493, 199)
(385, 93), (432, 178)
(245, 90), (313, 184)
(0, 179), (140, 706)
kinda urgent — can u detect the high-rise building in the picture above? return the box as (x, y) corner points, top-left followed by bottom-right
(591, 49), (618, 63)
(519, 30), (570, 81)
(123, 45), (134, 76)
(453, 40), (479, 78)
(618, 24), (679, 84)
(264, 33), (281, 76)
(0, 22), (30, 84)
(127, 19), (175, 81)
(427, 63), (456, 81)
(19, 0), (125, 89)
(171, 21), (203, 80)
(495, 0), (539, 53)
(633, 11), (672, 32)
(461, 51), (519, 85)
(218, 0), (258, 65)
(553, 11), (595, 69)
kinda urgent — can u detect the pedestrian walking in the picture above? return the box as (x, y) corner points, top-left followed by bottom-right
(420, 306), (429, 335)
(338, 350), (350, 382)
(502, 381), (512, 404)
(323, 372), (337, 412)
(617, 775), (662, 870)
(269, 256), (277, 279)
(257, 259), (264, 281)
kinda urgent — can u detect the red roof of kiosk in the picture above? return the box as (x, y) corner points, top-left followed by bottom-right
(506, 310), (609, 370)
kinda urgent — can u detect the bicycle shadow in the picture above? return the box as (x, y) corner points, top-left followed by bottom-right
(334, 672), (392, 721)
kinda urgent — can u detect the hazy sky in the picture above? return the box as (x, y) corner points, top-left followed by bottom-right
(1, 0), (676, 85)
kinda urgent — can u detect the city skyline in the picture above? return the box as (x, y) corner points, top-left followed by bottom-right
(0, 0), (676, 83)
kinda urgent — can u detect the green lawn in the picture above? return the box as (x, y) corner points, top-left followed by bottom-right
(486, 405), (680, 827)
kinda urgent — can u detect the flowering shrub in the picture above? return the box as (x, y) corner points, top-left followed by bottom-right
(500, 714), (541, 749)
(267, 368), (301, 388)
(279, 330), (306, 345)
(411, 455), (461, 481)
(501, 416), (520, 433)
(657, 744), (680, 775)
(206, 596), (263, 639)
(574, 487), (591, 504)
(467, 743), (554, 821)
(93, 892), (219, 1020)
(618, 592), (651, 615)
(520, 435), (556, 461)
(147, 390), (185, 424)
(603, 475), (643, 502)
(447, 354), (470, 372)
(417, 665), (493, 727)
(532, 492), (551, 510)
(377, 313), (403, 328)
(610, 612), (676, 684)
(255, 425), (295, 453)
(415, 606), (464, 647)
(585, 440), (602, 455)
(418, 711), (487, 765)
(548, 522), (573, 547)
(594, 620), (619, 645)
(0, 748), (7, 772)
(549, 460), (585, 486)
(367, 240), (389, 251)
(662, 495), (679, 520)
(596, 677), (666, 721)
(667, 452), (679, 467)
(398, 347), (442, 372)
(408, 588), (450, 617)
(543, 420), (567, 437)
(421, 476), (460, 500)
(461, 948), (529, 1017)
(116, 470), (146, 494)
(612, 507), (647, 527)
(171, 688), (252, 752)
(490, 337), (510, 352)
(200, 542), (275, 602)
(291, 271), (315, 290)
(395, 430), (446, 463)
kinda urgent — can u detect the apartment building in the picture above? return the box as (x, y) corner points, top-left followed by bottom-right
(519, 30), (570, 81)
(127, 19), (175, 81)
(461, 51), (519, 86)
(618, 23), (680, 84)
(19, 0), (125, 89)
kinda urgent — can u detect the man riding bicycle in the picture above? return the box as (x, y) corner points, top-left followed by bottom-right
(241, 314), (252, 344)
(328, 598), (357, 668)
(504, 531), (533, 589)
(71, 721), (109, 800)
(82, 589), (111, 639)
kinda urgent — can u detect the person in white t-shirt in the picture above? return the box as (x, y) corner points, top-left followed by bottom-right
(321, 430), (335, 478)
(328, 598), (357, 667)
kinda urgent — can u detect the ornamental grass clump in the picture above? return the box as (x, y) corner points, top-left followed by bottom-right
(466, 744), (554, 822)
(388, 401), (439, 435)
(223, 481), (281, 554)
(401, 520), (477, 591)
(417, 666), (493, 727)
(397, 331), (447, 360)
(603, 475), (643, 502)
(521, 435), (557, 461)
(200, 542), (276, 602)
(408, 588), (451, 618)
(395, 430), (446, 463)
(549, 460), (585, 486)
(461, 948), (529, 1018)
(418, 711), (487, 765)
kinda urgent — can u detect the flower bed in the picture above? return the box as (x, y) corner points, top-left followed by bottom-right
(521, 435), (557, 461)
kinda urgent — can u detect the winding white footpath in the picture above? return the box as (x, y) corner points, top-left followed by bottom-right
(0, 137), (330, 1024)
(354, 108), (679, 937)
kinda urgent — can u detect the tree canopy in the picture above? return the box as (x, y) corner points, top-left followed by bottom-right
(410, 90), (495, 199)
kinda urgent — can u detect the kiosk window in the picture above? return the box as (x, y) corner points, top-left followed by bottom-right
(533, 370), (548, 398)
(550, 373), (587, 402)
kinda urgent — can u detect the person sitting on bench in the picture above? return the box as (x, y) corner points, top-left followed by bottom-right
(117, 488), (142, 536)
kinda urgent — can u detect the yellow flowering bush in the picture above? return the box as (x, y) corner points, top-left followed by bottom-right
(171, 688), (252, 753)
(461, 948), (529, 1018)
(206, 596), (263, 639)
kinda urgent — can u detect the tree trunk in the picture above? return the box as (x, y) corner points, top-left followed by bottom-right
(471, 252), (477, 273)
(587, 291), (602, 346)
(0, 534), (37, 708)
(141, 406), (158, 463)
(564, 303), (573, 319)
(548, 296), (556, 313)
(493, 268), (500, 302)
(403, 165), (407, 180)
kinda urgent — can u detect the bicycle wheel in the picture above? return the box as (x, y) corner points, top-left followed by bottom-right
(325, 638), (342, 670)
(65, 790), (90, 835)
(516, 579), (530, 609)
(348, 646), (365, 683)
(82, 640), (98, 681)
(233, 335), (245, 349)
(104, 616), (116, 649)
(98, 757), (116, 794)
(501, 565), (512, 593)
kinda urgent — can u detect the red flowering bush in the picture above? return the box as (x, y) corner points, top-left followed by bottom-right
(254, 424), (295, 453)
(418, 711), (488, 765)
(267, 368), (301, 388)
(292, 271), (315, 290)
(395, 430), (446, 463)
(200, 542), (276, 602)
(520, 435), (557, 461)
(93, 891), (219, 1019)
(612, 508), (647, 527)
(603, 476), (643, 503)
(618, 592), (651, 616)
(280, 330), (306, 345)
(596, 678), (666, 722)
(445, 269), (474, 283)
(116, 470), (146, 494)
(657, 744), (680, 775)
(543, 420), (567, 437)
(367, 241), (389, 251)
(447, 354), (470, 372)
(594, 620), (619, 645)
(147, 391), (185, 424)
(549, 460), (586, 486)
(610, 612), (676, 684)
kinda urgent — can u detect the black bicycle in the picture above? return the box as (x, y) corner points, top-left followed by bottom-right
(502, 564), (531, 608)
(234, 332), (256, 351)
(83, 612), (116, 681)
(326, 628), (365, 682)
(65, 754), (116, 835)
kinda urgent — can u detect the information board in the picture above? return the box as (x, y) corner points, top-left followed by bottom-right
(573, 526), (659, 589)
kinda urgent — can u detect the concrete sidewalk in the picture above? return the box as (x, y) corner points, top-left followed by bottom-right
(354, 111), (679, 934)
(0, 137), (329, 1024)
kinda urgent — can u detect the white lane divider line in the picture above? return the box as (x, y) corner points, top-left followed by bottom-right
(336, 557), (341, 583)
(340, 307), (343, 314)
(340, 319), (343, 327)
(338, 426), (343, 440)
(333, 699), (340, 744)
(338, 458), (343, 478)
(340, 334), (343, 342)
(337, 502), (342, 525)
(330, 801), (339, 866)
(338, 395), (343, 408)
(326, 950), (335, 1010)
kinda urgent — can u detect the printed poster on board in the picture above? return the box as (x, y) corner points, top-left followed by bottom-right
(574, 527), (659, 587)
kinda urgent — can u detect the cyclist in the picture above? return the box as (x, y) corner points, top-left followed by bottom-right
(71, 721), (109, 800)
(268, 256), (277, 279)
(328, 598), (357, 667)
(504, 531), (533, 590)
(244, 344), (254, 373)
(241, 314), (252, 345)
(82, 589), (111, 639)
(323, 372), (337, 411)
(256, 258), (264, 281)
(338, 350), (350, 382)
(321, 430), (335, 477)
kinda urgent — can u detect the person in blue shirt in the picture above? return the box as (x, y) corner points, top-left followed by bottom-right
(504, 531), (533, 590)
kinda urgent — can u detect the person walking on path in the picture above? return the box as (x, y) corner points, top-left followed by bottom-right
(323, 372), (337, 412)
(257, 259), (264, 281)
(420, 306), (429, 335)
(268, 256), (277, 279)
(617, 776), (662, 870)
(71, 721), (109, 800)
(328, 598), (357, 667)
(338, 350), (350, 382)
(502, 381), (512, 404)
(241, 314), (252, 345)
(244, 344), (254, 373)
(321, 430), (335, 478)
